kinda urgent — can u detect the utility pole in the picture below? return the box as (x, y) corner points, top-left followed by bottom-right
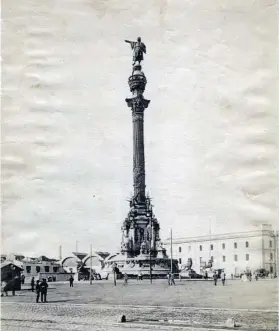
(170, 228), (173, 274)
(90, 244), (92, 285)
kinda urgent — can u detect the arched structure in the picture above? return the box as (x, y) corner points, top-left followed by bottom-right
(82, 252), (105, 266)
(61, 256), (80, 274)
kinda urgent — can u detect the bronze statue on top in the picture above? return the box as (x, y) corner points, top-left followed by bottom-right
(125, 37), (146, 65)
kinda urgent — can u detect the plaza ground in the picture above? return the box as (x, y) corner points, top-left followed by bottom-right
(1, 279), (278, 330)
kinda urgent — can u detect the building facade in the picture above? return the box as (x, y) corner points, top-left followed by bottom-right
(164, 224), (278, 276)
(1, 254), (69, 282)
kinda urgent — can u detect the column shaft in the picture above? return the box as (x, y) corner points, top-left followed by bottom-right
(132, 111), (145, 202)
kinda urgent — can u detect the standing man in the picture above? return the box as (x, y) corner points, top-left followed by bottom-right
(213, 272), (218, 286)
(221, 270), (226, 286)
(167, 273), (171, 286)
(40, 279), (48, 303)
(11, 277), (17, 296)
(31, 277), (35, 292)
(35, 280), (41, 303)
(69, 275), (74, 287)
(21, 274), (25, 285)
(1, 281), (8, 297)
(124, 273), (128, 285)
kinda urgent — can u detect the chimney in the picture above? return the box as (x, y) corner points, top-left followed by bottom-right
(59, 245), (62, 260)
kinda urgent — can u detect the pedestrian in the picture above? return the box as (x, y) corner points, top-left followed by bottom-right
(31, 277), (35, 292)
(35, 280), (41, 303)
(231, 273), (233, 280)
(179, 273), (182, 281)
(124, 273), (128, 285)
(170, 273), (175, 286)
(1, 281), (8, 297)
(221, 271), (226, 286)
(69, 275), (74, 287)
(167, 273), (171, 286)
(205, 271), (208, 279)
(40, 278), (48, 303)
(21, 274), (25, 285)
(213, 272), (218, 286)
(11, 277), (16, 296)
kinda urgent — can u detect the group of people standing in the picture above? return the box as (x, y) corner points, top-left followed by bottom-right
(34, 278), (48, 303)
(167, 273), (175, 286)
(213, 270), (226, 285)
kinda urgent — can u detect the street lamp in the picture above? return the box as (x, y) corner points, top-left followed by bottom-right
(147, 220), (152, 284)
(11, 265), (16, 295)
(90, 244), (93, 285)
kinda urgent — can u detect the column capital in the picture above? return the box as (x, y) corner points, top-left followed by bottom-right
(125, 95), (150, 114)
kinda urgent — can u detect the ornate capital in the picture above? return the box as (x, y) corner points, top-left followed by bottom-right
(125, 96), (150, 114)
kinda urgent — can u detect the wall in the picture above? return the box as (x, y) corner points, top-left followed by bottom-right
(165, 227), (277, 276)
(22, 261), (65, 281)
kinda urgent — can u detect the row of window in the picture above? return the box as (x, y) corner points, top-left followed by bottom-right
(178, 240), (274, 253)
(179, 252), (274, 265)
(26, 266), (59, 273)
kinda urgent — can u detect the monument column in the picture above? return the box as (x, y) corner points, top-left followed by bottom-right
(126, 64), (150, 203)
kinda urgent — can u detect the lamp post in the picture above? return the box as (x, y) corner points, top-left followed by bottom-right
(147, 219), (153, 284)
(90, 244), (93, 285)
(170, 228), (173, 275)
(11, 265), (16, 295)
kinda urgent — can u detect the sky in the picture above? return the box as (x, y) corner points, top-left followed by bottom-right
(2, 0), (278, 258)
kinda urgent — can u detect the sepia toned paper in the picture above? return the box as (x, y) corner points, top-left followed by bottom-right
(1, 0), (278, 330)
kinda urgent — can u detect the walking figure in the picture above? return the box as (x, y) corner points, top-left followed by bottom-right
(221, 271), (226, 286)
(69, 275), (74, 287)
(124, 273), (128, 285)
(170, 273), (175, 286)
(248, 271), (252, 282)
(40, 279), (48, 303)
(213, 272), (218, 286)
(35, 280), (41, 303)
(31, 277), (35, 292)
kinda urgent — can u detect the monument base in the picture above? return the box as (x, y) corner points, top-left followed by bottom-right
(103, 254), (178, 278)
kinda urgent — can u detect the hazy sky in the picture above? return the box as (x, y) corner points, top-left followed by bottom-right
(2, 0), (278, 258)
